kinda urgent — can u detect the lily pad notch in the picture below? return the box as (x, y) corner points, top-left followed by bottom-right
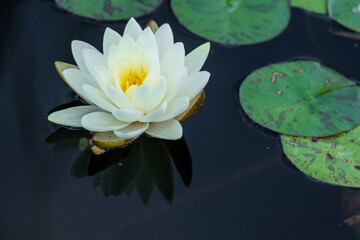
(239, 60), (360, 137)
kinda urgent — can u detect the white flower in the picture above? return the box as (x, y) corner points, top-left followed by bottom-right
(48, 18), (210, 140)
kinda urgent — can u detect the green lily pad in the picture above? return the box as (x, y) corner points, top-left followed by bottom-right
(171, 0), (290, 45)
(329, 0), (360, 32)
(55, 0), (163, 21)
(239, 60), (360, 137)
(281, 126), (360, 187)
(291, 0), (327, 14)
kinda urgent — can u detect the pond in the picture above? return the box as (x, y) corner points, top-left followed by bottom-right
(1, 0), (360, 239)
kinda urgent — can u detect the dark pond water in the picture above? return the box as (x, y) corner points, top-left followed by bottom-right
(2, 0), (360, 239)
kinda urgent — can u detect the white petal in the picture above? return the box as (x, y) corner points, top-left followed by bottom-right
(82, 84), (117, 112)
(164, 70), (187, 103)
(185, 42), (210, 75)
(132, 77), (166, 113)
(71, 40), (98, 73)
(160, 42), (186, 93)
(155, 23), (174, 60)
(108, 35), (142, 78)
(146, 119), (182, 140)
(107, 84), (134, 109)
(155, 96), (189, 122)
(140, 101), (168, 122)
(112, 109), (143, 122)
(103, 27), (121, 58)
(92, 65), (112, 97)
(63, 68), (97, 101)
(125, 85), (137, 99)
(177, 71), (210, 100)
(81, 112), (130, 132)
(107, 45), (122, 76)
(143, 65), (161, 86)
(113, 122), (149, 139)
(48, 105), (99, 128)
(137, 27), (158, 58)
(117, 34), (141, 54)
(83, 49), (106, 80)
(123, 17), (142, 40)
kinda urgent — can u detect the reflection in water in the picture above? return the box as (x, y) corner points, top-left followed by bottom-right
(342, 189), (360, 237)
(46, 127), (192, 204)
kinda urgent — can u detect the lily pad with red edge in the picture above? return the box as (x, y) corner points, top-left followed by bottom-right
(281, 126), (360, 187)
(239, 60), (360, 137)
(55, 0), (163, 21)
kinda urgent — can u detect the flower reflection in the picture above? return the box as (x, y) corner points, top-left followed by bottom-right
(46, 127), (192, 204)
(341, 189), (360, 237)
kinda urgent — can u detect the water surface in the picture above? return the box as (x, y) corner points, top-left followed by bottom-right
(1, 1), (360, 239)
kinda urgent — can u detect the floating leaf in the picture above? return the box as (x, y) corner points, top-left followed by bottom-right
(291, 0), (327, 14)
(239, 60), (360, 137)
(329, 0), (360, 32)
(171, 0), (290, 45)
(281, 126), (360, 187)
(55, 0), (163, 21)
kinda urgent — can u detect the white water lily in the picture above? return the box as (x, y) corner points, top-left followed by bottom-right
(48, 18), (210, 140)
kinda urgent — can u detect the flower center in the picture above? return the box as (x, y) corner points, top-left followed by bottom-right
(120, 66), (148, 93)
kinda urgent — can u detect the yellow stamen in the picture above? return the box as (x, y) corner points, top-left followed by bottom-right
(120, 66), (148, 93)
